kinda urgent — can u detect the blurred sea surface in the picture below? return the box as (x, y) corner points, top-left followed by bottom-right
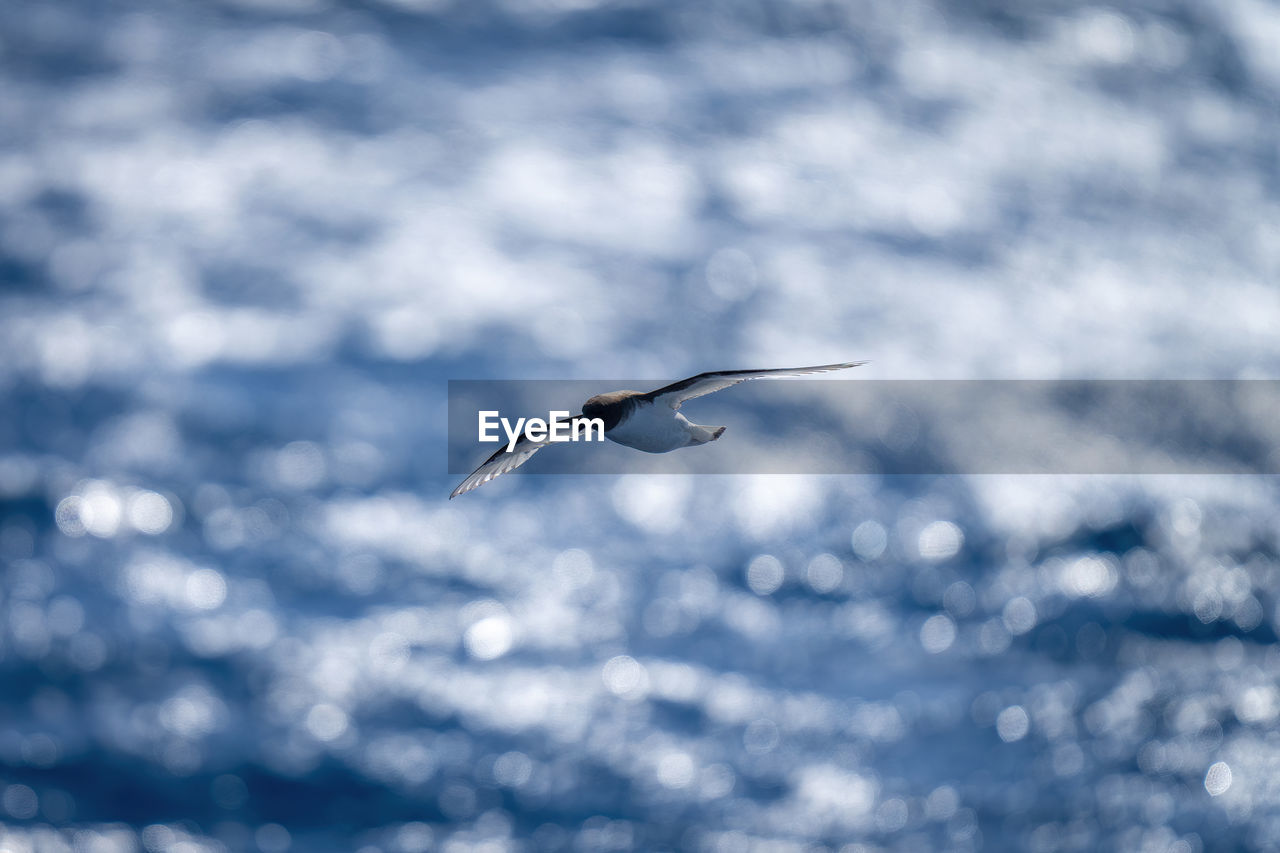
(2, 0), (1280, 851)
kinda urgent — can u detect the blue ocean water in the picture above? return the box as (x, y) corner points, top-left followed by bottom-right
(2, 0), (1280, 851)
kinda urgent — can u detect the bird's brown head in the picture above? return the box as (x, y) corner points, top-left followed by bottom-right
(581, 390), (643, 431)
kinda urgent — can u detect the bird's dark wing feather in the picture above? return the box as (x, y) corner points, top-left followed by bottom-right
(641, 361), (867, 410)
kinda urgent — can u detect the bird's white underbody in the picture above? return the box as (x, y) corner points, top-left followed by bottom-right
(602, 402), (722, 453)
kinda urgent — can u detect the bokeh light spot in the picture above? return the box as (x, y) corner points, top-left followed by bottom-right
(746, 554), (784, 596)
(464, 613), (514, 661)
(602, 655), (649, 701)
(920, 614), (957, 654)
(805, 553), (843, 594)
(306, 703), (350, 742)
(1205, 762), (1233, 796)
(851, 520), (887, 560)
(255, 823), (291, 853)
(918, 521), (963, 562)
(128, 490), (175, 534)
(996, 705), (1030, 743)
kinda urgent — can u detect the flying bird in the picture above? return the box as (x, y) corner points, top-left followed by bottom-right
(450, 361), (867, 498)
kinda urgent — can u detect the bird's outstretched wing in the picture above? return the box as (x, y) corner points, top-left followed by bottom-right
(450, 440), (546, 499)
(641, 361), (867, 410)
(450, 414), (591, 499)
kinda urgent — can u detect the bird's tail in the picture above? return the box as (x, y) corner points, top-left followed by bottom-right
(689, 425), (727, 445)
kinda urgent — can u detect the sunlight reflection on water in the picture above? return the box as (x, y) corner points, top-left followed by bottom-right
(3, 0), (1280, 849)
